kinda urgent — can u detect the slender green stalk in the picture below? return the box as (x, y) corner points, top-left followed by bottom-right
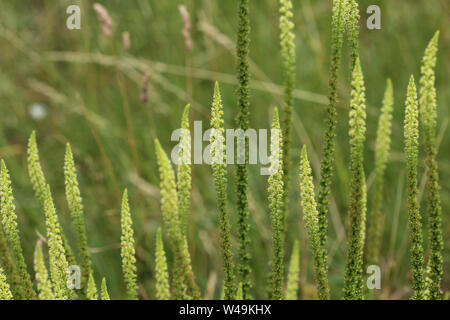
(343, 58), (367, 300)
(419, 31), (443, 300)
(27, 132), (76, 267)
(316, 0), (346, 259)
(101, 278), (111, 300)
(236, 0), (251, 299)
(155, 227), (170, 300)
(285, 240), (300, 300)
(120, 189), (138, 300)
(0, 267), (13, 300)
(86, 272), (98, 300)
(155, 139), (200, 299)
(64, 144), (93, 290)
(268, 108), (285, 300)
(366, 79), (394, 265)
(279, 0), (296, 218)
(210, 82), (235, 300)
(404, 75), (425, 300)
(299, 146), (330, 300)
(0, 161), (36, 299)
(177, 104), (192, 235)
(43, 184), (74, 300)
(34, 241), (55, 300)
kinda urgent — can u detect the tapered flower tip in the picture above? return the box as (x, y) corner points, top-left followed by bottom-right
(430, 30), (440, 45)
(408, 74), (416, 90)
(386, 78), (393, 90)
(30, 130), (37, 141)
(0, 159), (6, 171)
(122, 188), (128, 201)
(154, 138), (162, 150)
(272, 107), (280, 127)
(353, 56), (362, 75)
(301, 145), (307, 159)
(183, 104), (190, 117)
(65, 142), (72, 154)
(155, 138), (170, 164)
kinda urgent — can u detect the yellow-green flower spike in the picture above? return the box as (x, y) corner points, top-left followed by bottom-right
(34, 241), (55, 300)
(43, 184), (74, 300)
(299, 145), (330, 300)
(120, 189), (138, 300)
(155, 139), (200, 299)
(316, 0), (346, 263)
(268, 107), (285, 300)
(27, 131), (47, 207)
(419, 31), (443, 300)
(404, 75), (425, 300)
(0, 267), (13, 300)
(0, 160), (36, 299)
(285, 240), (300, 300)
(177, 104), (192, 236)
(210, 82), (235, 300)
(343, 58), (367, 300)
(101, 278), (110, 300)
(86, 272), (98, 300)
(236, 0), (252, 299)
(27, 132), (76, 268)
(155, 228), (170, 300)
(279, 0), (296, 219)
(64, 144), (93, 290)
(366, 79), (394, 266)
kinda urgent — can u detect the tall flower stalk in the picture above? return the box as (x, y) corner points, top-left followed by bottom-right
(64, 144), (93, 290)
(210, 82), (235, 300)
(177, 104), (192, 235)
(343, 58), (367, 300)
(419, 31), (443, 300)
(366, 79), (394, 265)
(236, 0), (251, 299)
(27, 132), (76, 267)
(404, 75), (425, 300)
(120, 189), (138, 300)
(316, 0), (346, 260)
(279, 0), (296, 218)
(0, 161), (36, 299)
(267, 108), (285, 300)
(155, 139), (200, 299)
(299, 146), (330, 300)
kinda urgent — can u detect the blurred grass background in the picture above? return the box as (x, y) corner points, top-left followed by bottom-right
(0, 0), (448, 299)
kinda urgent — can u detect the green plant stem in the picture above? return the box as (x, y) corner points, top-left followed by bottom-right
(236, 0), (251, 299)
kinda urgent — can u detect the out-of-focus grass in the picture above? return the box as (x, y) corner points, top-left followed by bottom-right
(0, 0), (448, 299)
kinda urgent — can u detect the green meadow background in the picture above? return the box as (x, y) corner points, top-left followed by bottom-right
(0, 0), (448, 299)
